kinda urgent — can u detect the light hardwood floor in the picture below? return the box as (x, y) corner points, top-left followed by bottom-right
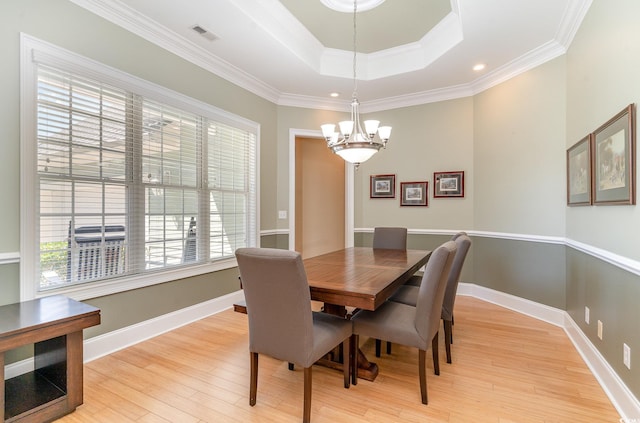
(56, 296), (620, 422)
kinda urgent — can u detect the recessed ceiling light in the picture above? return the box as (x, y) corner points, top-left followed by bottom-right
(473, 63), (486, 71)
(330, 92), (340, 98)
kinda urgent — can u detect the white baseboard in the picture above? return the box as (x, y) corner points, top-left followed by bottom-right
(564, 314), (640, 421)
(4, 290), (246, 379)
(457, 282), (565, 327)
(458, 282), (640, 420)
(6, 285), (638, 419)
(84, 290), (246, 362)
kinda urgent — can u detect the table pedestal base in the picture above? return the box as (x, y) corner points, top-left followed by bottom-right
(318, 304), (380, 381)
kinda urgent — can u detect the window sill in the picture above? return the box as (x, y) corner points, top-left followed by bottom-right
(36, 258), (238, 301)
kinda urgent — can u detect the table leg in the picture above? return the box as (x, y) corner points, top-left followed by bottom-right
(355, 349), (379, 381)
(318, 303), (379, 381)
(322, 303), (347, 318)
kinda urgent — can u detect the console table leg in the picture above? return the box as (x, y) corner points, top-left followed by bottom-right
(1, 352), (5, 419)
(66, 331), (84, 410)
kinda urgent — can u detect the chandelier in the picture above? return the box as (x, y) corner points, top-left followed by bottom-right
(321, 0), (392, 168)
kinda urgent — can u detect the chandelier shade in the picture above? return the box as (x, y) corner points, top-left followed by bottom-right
(321, 0), (392, 167)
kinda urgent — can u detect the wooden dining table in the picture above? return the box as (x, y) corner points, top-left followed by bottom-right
(303, 247), (431, 381)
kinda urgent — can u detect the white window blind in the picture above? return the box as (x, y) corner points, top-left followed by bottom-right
(24, 36), (258, 298)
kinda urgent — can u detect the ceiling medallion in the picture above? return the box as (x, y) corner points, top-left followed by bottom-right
(320, 0), (385, 13)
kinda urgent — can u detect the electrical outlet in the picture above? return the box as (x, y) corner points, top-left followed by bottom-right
(278, 210), (287, 219)
(597, 320), (603, 340)
(624, 344), (631, 369)
(585, 306), (590, 324)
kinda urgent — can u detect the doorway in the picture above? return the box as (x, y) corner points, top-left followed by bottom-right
(289, 129), (354, 258)
(294, 136), (345, 258)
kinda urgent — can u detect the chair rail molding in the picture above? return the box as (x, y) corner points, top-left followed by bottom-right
(356, 228), (640, 276)
(260, 229), (290, 236)
(0, 252), (20, 265)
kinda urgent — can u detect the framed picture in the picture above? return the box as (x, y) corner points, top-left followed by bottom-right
(370, 174), (396, 198)
(433, 171), (464, 198)
(593, 104), (636, 205)
(566, 135), (592, 206)
(400, 181), (428, 206)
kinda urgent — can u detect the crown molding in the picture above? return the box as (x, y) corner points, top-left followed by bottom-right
(69, 0), (282, 103)
(555, 0), (593, 47)
(470, 39), (567, 95)
(319, 11), (463, 81)
(70, 0), (590, 113)
(359, 84), (475, 113)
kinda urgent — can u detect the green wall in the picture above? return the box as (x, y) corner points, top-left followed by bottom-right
(1, 0), (639, 405)
(473, 57), (567, 236)
(353, 98), (475, 229)
(564, 0), (640, 398)
(567, 249), (640, 396)
(0, 0), (278, 332)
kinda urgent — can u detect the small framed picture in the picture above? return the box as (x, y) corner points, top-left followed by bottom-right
(567, 135), (592, 206)
(433, 171), (464, 198)
(400, 181), (428, 206)
(370, 174), (396, 198)
(592, 104), (636, 205)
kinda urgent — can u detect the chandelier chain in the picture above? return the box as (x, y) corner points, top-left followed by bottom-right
(352, 0), (358, 98)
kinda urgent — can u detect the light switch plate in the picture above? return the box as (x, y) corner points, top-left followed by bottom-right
(597, 320), (603, 340)
(624, 343), (631, 369)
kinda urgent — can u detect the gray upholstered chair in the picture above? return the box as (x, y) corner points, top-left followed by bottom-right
(351, 241), (456, 404)
(372, 226), (407, 250)
(389, 234), (471, 363)
(371, 227), (407, 356)
(235, 247), (352, 423)
(404, 231), (467, 287)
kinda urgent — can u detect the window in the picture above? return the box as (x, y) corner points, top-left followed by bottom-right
(21, 35), (259, 300)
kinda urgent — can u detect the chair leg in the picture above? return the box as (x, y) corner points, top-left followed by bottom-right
(303, 366), (312, 423)
(432, 332), (440, 376)
(343, 338), (350, 389)
(375, 338), (381, 357)
(419, 349), (428, 404)
(250, 352), (258, 406)
(451, 313), (455, 343)
(444, 319), (453, 364)
(386, 341), (392, 355)
(352, 335), (359, 385)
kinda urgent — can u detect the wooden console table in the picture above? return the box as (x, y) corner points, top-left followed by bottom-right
(1, 295), (100, 423)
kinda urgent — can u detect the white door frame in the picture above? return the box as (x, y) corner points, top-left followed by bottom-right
(288, 128), (354, 251)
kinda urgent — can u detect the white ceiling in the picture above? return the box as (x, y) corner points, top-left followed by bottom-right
(70, 0), (591, 112)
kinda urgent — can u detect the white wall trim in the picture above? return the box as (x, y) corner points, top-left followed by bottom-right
(288, 129), (354, 252)
(356, 228), (640, 276)
(260, 229), (289, 237)
(4, 230), (635, 277)
(6, 283), (637, 418)
(69, 0), (591, 113)
(0, 252), (20, 265)
(458, 282), (640, 420)
(4, 290), (245, 379)
(457, 282), (565, 327)
(567, 238), (640, 277)
(83, 290), (245, 362)
(564, 313), (640, 422)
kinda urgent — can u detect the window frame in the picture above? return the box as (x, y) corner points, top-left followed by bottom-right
(20, 34), (260, 301)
